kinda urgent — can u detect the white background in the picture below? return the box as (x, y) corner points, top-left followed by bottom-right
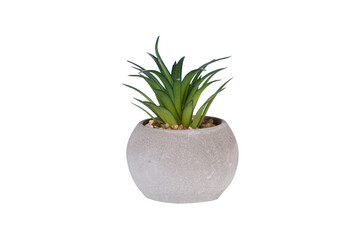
(1, 0), (359, 239)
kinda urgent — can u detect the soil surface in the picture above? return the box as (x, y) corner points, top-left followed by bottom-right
(145, 118), (216, 130)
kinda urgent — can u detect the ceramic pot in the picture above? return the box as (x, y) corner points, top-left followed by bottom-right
(126, 117), (238, 203)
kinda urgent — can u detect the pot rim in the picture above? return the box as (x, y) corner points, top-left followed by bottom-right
(137, 116), (227, 132)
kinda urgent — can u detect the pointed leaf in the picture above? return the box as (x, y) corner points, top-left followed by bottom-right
(197, 78), (232, 127)
(195, 56), (230, 78)
(182, 100), (193, 128)
(190, 103), (207, 129)
(155, 36), (173, 85)
(153, 89), (181, 123)
(186, 68), (226, 105)
(147, 53), (163, 73)
(181, 68), (202, 107)
(200, 56), (230, 68)
(216, 78), (232, 93)
(123, 83), (155, 104)
(142, 70), (173, 99)
(134, 98), (166, 123)
(128, 74), (163, 91)
(171, 61), (177, 80)
(128, 75), (166, 105)
(131, 103), (161, 126)
(174, 57), (185, 81)
(190, 80), (220, 108)
(188, 68), (226, 97)
(196, 89), (225, 128)
(173, 79), (182, 117)
(127, 60), (145, 70)
(136, 98), (178, 126)
(158, 106), (178, 126)
(128, 60), (164, 89)
(137, 98), (178, 126)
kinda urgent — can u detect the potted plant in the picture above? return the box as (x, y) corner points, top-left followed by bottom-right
(125, 37), (238, 203)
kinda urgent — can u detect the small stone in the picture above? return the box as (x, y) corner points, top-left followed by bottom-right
(146, 118), (216, 129)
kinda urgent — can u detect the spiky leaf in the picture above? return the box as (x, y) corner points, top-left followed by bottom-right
(131, 103), (160, 126)
(190, 80), (220, 108)
(147, 53), (163, 73)
(181, 68), (202, 107)
(153, 89), (180, 123)
(158, 106), (178, 126)
(134, 99), (178, 126)
(195, 56), (230, 78)
(142, 70), (174, 100)
(134, 99), (166, 123)
(171, 61), (177, 80)
(182, 100), (193, 128)
(196, 78), (232, 127)
(173, 79), (182, 117)
(187, 68), (226, 101)
(128, 61), (164, 89)
(190, 103), (207, 129)
(174, 57), (185, 81)
(155, 37), (173, 85)
(128, 74), (163, 91)
(123, 83), (155, 104)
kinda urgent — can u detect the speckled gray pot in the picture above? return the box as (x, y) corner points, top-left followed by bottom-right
(126, 117), (238, 203)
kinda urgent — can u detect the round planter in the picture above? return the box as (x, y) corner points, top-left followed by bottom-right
(126, 117), (238, 203)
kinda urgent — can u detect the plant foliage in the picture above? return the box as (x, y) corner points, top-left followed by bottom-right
(124, 37), (231, 128)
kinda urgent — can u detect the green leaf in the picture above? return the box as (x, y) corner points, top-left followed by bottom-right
(196, 89), (225, 128)
(181, 68), (202, 108)
(128, 60), (164, 90)
(123, 83), (155, 104)
(155, 36), (173, 85)
(142, 70), (174, 100)
(128, 74), (163, 91)
(196, 56), (230, 77)
(182, 100), (193, 128)
(134, 98), (166, 123)
(128, 75), (166, 106)
(197, 78), (232, 127)
(186, 68), (226, 106)
(174, 57), (185, 81)
(153, 89), (180, 123)
(171, 61), (177, 80)
(173, 79), (182, 117)
(158, 106), (178, 126)
(190, 79), (220, 108)
(137, 98), (178, 126)
(127, 60), (145, 70)
(216, 78), (233, 92)
(188, 68), (226, 97)
(131, 103), (161, 126)
(147, 53), (163, 73)
(190, 56), (230, 89)
(190, 78), (232, 128)
(190, 103), (207, 129)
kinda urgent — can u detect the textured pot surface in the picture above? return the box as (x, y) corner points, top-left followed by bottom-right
(126, 117), (238, 203)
